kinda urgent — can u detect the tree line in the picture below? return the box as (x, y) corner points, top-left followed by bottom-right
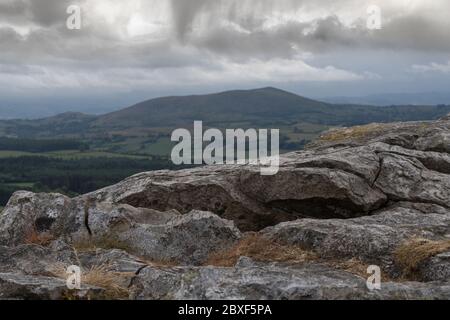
(0, 137), (89, 153)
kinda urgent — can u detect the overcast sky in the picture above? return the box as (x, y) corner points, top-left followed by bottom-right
(1, 0), (450, 113)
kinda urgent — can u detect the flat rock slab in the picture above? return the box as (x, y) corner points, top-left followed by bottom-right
(0, 273), (104, 300)
(130, 259), (450, 300)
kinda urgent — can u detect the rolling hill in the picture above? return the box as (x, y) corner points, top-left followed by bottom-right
(92, 87), (450, 130)
(1, 87), (450, 139)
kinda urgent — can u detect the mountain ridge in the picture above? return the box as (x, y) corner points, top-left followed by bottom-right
(1, 87), (450, 139)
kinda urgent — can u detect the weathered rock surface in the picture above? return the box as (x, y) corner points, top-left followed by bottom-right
(130, 258), (450, 300)
(117, 211), (241, 265)
(0, 242), (75, 276)
(87, 151), (390, 229)
(262, 202), (450, 278)
(0, 114), (449, 299)
(309, 115), (450, 153)
(420, 251), (450, 282)
(0, 273), (104, 300)
(0, 192), (240, 265)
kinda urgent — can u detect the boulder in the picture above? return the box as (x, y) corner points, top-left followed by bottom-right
(0, 193), (241, 265)
(374, 153), (450, 208)
(116, 210), (241, 265)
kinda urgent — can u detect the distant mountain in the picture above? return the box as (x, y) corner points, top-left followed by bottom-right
(2, 87), (450, 138)
(92, 87), (450, 130)
(0, 102), (121, 120)
(0, 105), (56, 120)
(93, 87), (330, 129)
(323, 92), (450, 106)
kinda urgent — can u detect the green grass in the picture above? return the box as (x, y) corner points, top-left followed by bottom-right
(46, 150), (149, 160)
(0, 150), (35, 158)
(3, 182), (35, 188)
(0, 121), (332, 161)
(145, 138), (174, 156)
(100, 136), (175, 157)
(0, 149), (149, 160)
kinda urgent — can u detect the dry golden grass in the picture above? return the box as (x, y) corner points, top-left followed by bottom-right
(326, 258), (370, 279)
(319, 123), (385, 143)
(206, 234), (392, 281)
(206, 233), (317, 267)
(50, 262), (133, 299)
(138, 257), (178, 268)
(24, 226), (55, 246)
(394, 237), (450, 279)
(72, 235), (132, 253)
(81, 264), (132, 299)
(323, 258), (392, 281)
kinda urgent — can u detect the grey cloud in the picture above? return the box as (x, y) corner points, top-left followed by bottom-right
(167, 0), (450, 55)
(28, 0), (73, 26)
(189, 14), (450, 58)
(0, 0), (83, 27)
(170, 0), (209, 40)
(0, 0), (449, 68)
(0, 0), (27, 18)
(0, 0), (449, 102)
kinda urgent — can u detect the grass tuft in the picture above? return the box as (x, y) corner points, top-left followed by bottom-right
(50, 262), (132, 299)
(206, 233), (316, 267)
(72, 235), (132, 253)
(394, 237), (450, 279)
(24, 226), (54, 246)
(319, 123), (385, 142)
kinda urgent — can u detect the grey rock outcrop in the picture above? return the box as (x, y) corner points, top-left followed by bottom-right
(420, 251), (450, 282)
(0, 192), (240, 266)
(262, 202), (450, 278)
(130, 259), (450, 300)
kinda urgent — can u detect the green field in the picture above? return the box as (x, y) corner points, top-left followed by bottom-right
(87, 122), (330, 157)
(0, 150), (36, 158)
(3, 182), (35, 188)
(0, 143), (179, 207)
(0, 150), (149, 160)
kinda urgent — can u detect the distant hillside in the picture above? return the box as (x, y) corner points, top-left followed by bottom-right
(324, 91), (450, 106)
(0, 99), (123, 120)
(93, 87), (450, 129)
(93, 87), (330, 129)
(1, 87), (450, 138)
